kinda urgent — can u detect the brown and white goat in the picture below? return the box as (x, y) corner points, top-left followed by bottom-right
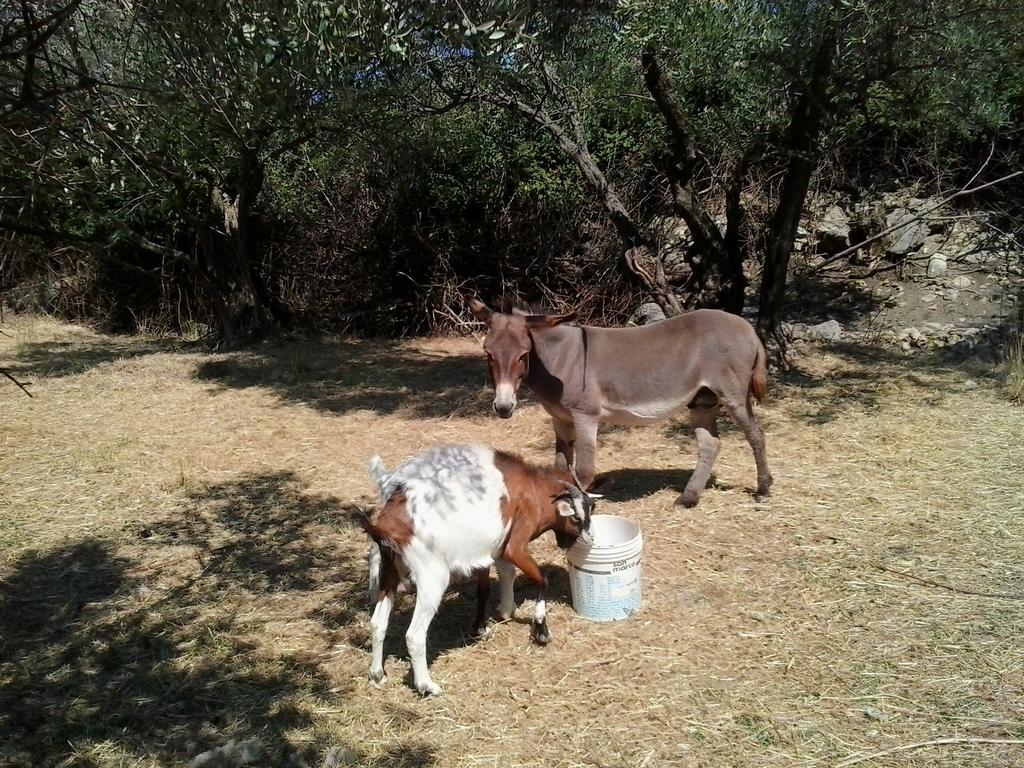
(362, 443), (595, 696)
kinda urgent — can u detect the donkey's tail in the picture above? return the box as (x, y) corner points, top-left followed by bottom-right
(750, 339), (768, 403)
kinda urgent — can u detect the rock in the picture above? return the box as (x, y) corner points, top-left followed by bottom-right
(908, 196), (939, 211)
(804, 319), (843, 341)
(920, 293), (936, 303)
(190, 740), (262, 768)
(628, 302), (666, 326)
(322, 745), (359, 768)
(862, 706), (888, 723)
(814, 205), (850, 253)
(132, 584), (153, 601)
(885, 208), (929, 256)
(949, 275), (973, 289)
(926, 253), (947, 278)
(920, 233), (947, 254)
(942, 289), (959, 301)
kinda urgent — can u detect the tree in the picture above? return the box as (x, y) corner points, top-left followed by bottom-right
(2, 1), (378, 342)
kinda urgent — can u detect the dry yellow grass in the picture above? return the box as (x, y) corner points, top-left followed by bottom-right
(1, 315), (1023, 768)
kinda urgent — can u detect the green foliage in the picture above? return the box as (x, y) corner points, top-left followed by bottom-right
(3, 0), (1022, 335)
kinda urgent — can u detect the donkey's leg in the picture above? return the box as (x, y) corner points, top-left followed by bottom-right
(676, 404), (721, 508)
(552, 417), (576, 472)
(570, 415), (600, 490)
(722, 397), (773, 500)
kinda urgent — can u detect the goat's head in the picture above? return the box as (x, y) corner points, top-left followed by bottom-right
(552, 467), (597, 549)
(467, 297), (575, 418)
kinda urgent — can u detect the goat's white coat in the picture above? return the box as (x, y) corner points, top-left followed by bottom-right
(376, 444), (512, 574)
(366, 444), (514, 696)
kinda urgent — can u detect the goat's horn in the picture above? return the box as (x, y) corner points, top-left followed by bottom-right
(557, 480), (585, 501)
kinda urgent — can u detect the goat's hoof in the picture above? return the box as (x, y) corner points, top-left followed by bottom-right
(497, 608), (516, 622)
(675, 490), (700, 508)
(416, 681), (442, 697)
(471, 625), (493, 642)
(531, 622), (551, 646)
(368, 669), (388, 688)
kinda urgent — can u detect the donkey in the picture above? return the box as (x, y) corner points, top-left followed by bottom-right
(467, 298), (772, 507)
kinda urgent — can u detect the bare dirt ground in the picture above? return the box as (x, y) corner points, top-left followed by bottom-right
(2, 315), (1023, 768)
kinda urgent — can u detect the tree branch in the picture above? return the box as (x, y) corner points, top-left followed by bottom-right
(640, 48), (698, 186)
(1, 367), (33, 397)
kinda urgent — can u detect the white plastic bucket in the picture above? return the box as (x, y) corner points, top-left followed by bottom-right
(566, 515), (643, 621)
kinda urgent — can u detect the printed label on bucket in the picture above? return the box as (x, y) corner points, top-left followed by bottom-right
(568, 557), (642, 622)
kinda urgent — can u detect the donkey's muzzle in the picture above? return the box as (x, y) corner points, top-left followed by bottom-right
(493, 401), (515, 418)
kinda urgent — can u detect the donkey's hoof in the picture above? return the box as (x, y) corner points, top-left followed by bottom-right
(675, 490), (700, 508)
(369, 669), (388, 688)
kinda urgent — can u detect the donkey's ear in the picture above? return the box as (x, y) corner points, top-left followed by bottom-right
(466, 297), (493, 323)
(528, 312), (576, 329)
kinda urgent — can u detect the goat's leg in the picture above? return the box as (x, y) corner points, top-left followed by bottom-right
(722, 396), (773, 500)
(552, 417), (576, 472)
(570, 414), (600, 490)
(470, 568), (493, 641)
(369, 549), (401, 687)
(495, 558), (517, 620)
(502, 545), (551, 645)
(677, 404), (721, 508)
(405, 567), (448, 696)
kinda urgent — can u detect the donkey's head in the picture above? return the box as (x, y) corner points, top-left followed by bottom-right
(467, 297), (576, 418)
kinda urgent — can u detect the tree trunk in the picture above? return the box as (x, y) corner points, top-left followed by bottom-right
(756, 26), (838, 343)
(202, 148), (289, 345)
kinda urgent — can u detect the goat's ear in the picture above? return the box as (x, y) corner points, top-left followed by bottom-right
(556, 499), (575, 517)
(466, 297), (493, 324)
(528, 312), (576, 330)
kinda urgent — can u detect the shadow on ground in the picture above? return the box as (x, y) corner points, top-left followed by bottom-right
(776, 336), (1006, 425)
(4, 332), (492, 420)
(3, 335), (184, 378)
(195, 338), (491, 418)
(593, 468), (694, 502)
(0, 471), (443, 766)
(783, 269), (885, 325)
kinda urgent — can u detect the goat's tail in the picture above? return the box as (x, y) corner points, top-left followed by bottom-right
(751, 339), (768, 404)
(367, 454), (388, 493)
